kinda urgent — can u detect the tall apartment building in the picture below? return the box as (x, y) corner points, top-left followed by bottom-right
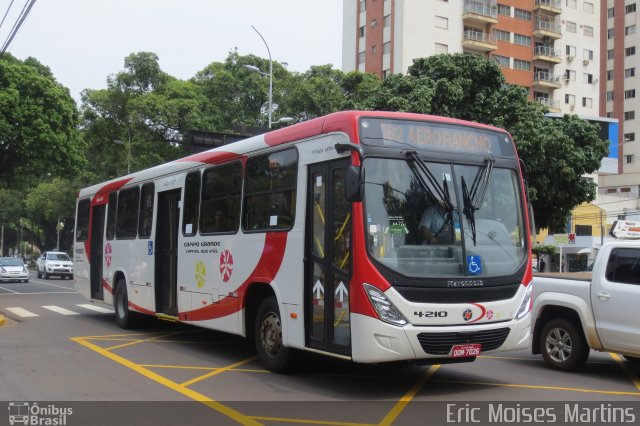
(342, 0), (601, 116)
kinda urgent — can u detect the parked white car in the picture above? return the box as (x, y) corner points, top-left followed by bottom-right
(36, 251), (74, 280)
(0, 257), (29, 283)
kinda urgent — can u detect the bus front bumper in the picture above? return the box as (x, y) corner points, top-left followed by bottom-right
(350, 312), (531, 364)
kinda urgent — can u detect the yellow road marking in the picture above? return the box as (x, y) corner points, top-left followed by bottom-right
(71, 337), (261, 426)
(105, 332), (180, 351)
(180, 356), (258, 387)
(431, 378), (640, 396)
(74, 332), (174, 339)
(252, 416), (374, 426)
(378, 365), (440, 426)
(140, 364), (270, 374)
(609, 353), (640, 392)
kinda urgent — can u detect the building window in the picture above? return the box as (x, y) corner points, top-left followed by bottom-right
(435, 42), (448, 54)
(383, 41), (391, 54)
(497, 4), (511, 16)
(626, 46), (636, 56)
(627, 3), (637, 13)
(583, 73), (594, 84)
(564, 94), (575, 105)
(513, 33), (531, 46)
(383, 69), (391, 79)
(496, 29), (510, 42)
(370, 18), (377, 27)
(607, 28), (615, 39)
(575, 225), (592, 236)
(514, 9), (532, 20)
(607, 188), (617, 194)
(566, 45), (576, 56)
(564, 69), (576, 81)
(566, 21), (577, 33)
(243, 149), (297, 232)
(607, 70), (614, 81)
(626, 25), (636, 36)
(358, 51), (365, 63)
(359, 0), (365, 13)
(606, 91), (614, 101)
(583, 25), (593, 37)
(624, 133), (635, 142)
(608, 7), (615, 18)
(566, 0), (576, 8)
(606, 112), (614, 118)
(359, 26), (365, 37)
(513, 59), (531, 71)
(435, 16), (448, 29)
(625, 67), (636, 78)
(625, 154), (635, 164)
(625, 111), (636, 121)
(582, 97), (592, 108)
(493, 54), (510, 67)
(583, 49), (593, 60)
(620, 187), (631, 193)
(384, 14), (391, 27)
(583, 2), (594, 13)
(625, 89), (636, 99)
(608, 49), (615, 59)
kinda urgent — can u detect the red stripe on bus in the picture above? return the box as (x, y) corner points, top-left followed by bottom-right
(179, 232), (288, 321)
(129, 301), (155, 316)
(176, 151), (240, 165)
(102, 278), (113, 294)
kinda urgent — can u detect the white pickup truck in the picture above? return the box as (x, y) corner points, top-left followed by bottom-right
(531, 220), (640, 370)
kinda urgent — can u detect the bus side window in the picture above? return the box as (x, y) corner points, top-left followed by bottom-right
(200, 162), (242, 234)
(138, 183), (154, 238)
(106, 192), (117, 240)
(242, 149), (298, 232)
(183, 171), (201, 236)
(116, 187), (140, 239)
(76, 199), (90, 242)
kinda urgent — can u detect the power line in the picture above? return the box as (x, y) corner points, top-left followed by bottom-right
(0, 0), (16, 33)
(0, 0), (37, 54)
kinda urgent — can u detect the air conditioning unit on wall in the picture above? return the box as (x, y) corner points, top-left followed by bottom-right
(583, 59), (590, 65)
(567, 55), (574, 62)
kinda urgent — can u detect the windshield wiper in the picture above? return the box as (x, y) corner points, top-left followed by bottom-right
(461, 156), (495, 246)
(461, 176), (477, 246)
(404, 151), (453, 212)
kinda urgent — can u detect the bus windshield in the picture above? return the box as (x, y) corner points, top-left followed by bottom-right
(363, 158), (527, 278)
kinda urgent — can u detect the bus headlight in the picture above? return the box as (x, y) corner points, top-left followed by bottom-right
(364, 283), (407, 326)
(515, 283), (533, 320)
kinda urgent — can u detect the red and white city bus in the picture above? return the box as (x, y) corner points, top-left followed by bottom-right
(74, 111), (534, 372)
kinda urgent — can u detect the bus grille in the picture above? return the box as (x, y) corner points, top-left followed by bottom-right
(396, 283), (520, 304)
(417, 328), (511, 355)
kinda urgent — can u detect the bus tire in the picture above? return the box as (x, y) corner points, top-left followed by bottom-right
(624, 355), (640, 365)
(255, 296), (293, 373)
(540, 318), (589, 371)
(114, 279), (137, 329)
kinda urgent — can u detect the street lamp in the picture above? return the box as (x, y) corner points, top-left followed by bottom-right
(113, 137), (131, 174)
(56, 220), (64, 252)
(245, 25), (293, 128)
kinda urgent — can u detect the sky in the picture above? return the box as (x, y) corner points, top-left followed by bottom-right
(1, 0), (344, 102)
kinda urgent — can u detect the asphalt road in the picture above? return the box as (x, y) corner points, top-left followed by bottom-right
(1, 272), (639, 426)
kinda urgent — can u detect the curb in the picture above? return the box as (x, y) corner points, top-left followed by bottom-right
(0, 314), (5, 327)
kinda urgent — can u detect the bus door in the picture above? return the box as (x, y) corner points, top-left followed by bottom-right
(155, 189), (180, 316)
(306, 159), (352, 356)
(90, 204), (105, 300)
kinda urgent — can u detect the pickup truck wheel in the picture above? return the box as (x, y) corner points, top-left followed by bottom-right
(540, 318), (589, 371)
(624, 355), (640, 365)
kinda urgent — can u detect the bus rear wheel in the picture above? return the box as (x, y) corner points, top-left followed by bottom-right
(115, 279), (139, 329)
(255, 297), (293, 373)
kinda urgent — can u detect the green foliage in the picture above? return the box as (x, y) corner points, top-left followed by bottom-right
(532, 244), (559, 256)
(0, 54), (84, 189)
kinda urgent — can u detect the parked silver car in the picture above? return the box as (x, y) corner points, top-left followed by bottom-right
(36, 251), (74, 280)
(0, 257), (29, 283)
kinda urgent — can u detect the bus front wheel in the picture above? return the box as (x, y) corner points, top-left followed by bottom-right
(255, 297), (293, 373)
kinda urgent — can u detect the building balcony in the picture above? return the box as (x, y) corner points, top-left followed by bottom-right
(462, 30), (497, 51)
(534, 0), (562, 15)
(533, 19), (562, 39)
(533, 45), (562, 63)
(533, 72), (562, 89)
(463, 1), (498, 25)
(536, 97), (560, 112)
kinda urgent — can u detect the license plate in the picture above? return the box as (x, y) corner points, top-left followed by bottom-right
(450, 343), (481, 358)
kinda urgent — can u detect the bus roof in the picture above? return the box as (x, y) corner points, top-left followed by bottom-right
(78, 111), (511, 198)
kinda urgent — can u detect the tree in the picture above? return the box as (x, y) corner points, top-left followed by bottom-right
(367, 54), (609, 230)
(0, 54), (84, 189)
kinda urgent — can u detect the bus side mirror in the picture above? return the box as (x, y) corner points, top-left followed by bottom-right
(345, 165), (363, 202)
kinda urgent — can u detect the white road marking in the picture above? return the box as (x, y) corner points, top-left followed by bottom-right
(6, 307), (39, 317)
(0, 291), (77, 296)
(41, 305), (80, 315)
(0, 286), (20, 293)
(77, 304), (114, 314)
(30, 280), (76, 290)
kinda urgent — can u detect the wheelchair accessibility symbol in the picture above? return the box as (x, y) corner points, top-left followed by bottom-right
(467, 255), (482, 275)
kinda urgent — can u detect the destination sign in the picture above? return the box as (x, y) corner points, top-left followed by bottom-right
(359, 118), (515, 157)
